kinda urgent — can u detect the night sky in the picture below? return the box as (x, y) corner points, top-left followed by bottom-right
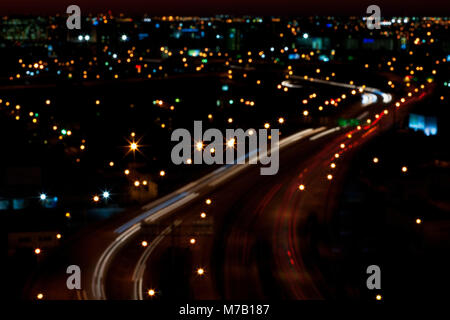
(0, 0), (448, 16)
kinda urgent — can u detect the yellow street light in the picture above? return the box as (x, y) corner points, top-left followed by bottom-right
(197, 268), (205, 276)
(226, 138), (235, 148)
(196, 141), (203, 151)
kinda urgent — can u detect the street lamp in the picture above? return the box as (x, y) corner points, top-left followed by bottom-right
(226, 138), (235, 148)
(197, 268), (205, 276)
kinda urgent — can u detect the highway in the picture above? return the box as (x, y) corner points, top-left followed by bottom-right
(27, 76), (418, 300)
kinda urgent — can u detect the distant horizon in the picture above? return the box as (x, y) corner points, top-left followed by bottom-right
(0, 0), (449, 16)
(2, 13), (450, 18)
